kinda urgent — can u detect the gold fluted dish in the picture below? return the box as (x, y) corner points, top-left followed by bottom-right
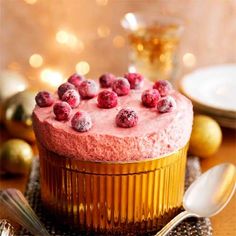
(38, 142), (188, 235)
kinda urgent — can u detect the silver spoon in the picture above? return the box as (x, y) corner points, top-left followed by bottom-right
(155, 163), (236, 236)
(0, 188), (50, 236)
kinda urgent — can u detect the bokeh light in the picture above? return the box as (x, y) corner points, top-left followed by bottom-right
(183, 53), (196, 67)
(137, 43), (144, 51)
(56, 30), (83, 50)
(75, 61), (90, 75)
(128, 65), (137, 73)
(29, 54), (43, 68)
(97, 25), (110, 38)
(24, 0), (37, 4)
(40, 69), (64, 87)
(113, 35), (125, 48)
(56, 30), (70, 44)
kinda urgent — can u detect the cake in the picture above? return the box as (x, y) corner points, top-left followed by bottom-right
(32, 72), (193, 234)
(33, 76), (192, 162)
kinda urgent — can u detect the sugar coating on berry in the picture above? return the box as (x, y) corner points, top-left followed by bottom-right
(78, 79), (99, 99)
(58, 82), (75, 99)
(68, 73), (85, 88)
(99, 73), (116, 88)
(112, 77), (130, 96)
(141, 89), (160, 108)
(71, 111), (92, 132)
(116, 108), (138, 128)
(62, 89), (80, 108)
(153, 80), (173, 97)
(53, 101), (72, 121)
(35, 91), (54, 107)
(97, 90), (118, 109)
(124, 72), (144, 89)
(156, 96), (176, 113)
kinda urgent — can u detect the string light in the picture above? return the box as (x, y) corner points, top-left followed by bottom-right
(97, 25), (110, 38)
(24, 0), (37, 4)
(96, 0), (108, 6)
(40, 69), (64, 87)
(183, 53), (196, 67)
(113, 35), (125, 48)
(29, 54), (43, 68)
(75, 61), (90, 75)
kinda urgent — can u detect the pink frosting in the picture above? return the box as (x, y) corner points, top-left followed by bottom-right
(33, 80), (193, 161)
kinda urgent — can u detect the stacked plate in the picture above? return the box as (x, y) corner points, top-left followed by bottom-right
(179, 64), (236, 129)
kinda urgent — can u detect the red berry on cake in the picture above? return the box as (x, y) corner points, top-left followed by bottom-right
(156, 96), (176, 113)
(78, 79), (99, 99)
(67, 73), (85, 88)
(124, 72), (144, 89)
(112, 77), (130, 96)
(97, 90), (118, 109)
(71, 111), (92, 132)
(116, 108), (138, 128)
(153, 80), (173, 97)
(99, 73), (116, 88)
(35, 91), (54, 107)
(58, 82), (75, 99)
(53, 101), (72, 121)
(141, 89), (160, 108)
(62, 89), (80, 108)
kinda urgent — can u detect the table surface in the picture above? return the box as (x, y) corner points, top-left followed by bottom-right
(0, 126), (236, 235)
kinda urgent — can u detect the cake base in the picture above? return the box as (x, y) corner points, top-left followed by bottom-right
(38, 142), (188, 235)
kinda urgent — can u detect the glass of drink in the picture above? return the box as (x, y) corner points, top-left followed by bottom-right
(121, 12), (184, 82)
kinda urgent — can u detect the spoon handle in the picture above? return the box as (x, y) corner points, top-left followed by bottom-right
(155, 211), (198, 236)
(0, 188), (50, 236)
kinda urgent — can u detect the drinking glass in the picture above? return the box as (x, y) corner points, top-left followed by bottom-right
(121, 12), (184, 82)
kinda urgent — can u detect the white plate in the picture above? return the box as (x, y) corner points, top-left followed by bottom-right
(180, 64), (236, 116)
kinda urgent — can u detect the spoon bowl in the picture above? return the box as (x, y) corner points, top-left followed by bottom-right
(184, 163), (236, 217)
(156, 163), (236, 236)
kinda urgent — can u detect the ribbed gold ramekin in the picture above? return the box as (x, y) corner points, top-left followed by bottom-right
(38, 142), (188, 235)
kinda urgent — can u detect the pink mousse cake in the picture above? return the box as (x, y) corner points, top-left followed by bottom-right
(33, 73), (193, 162)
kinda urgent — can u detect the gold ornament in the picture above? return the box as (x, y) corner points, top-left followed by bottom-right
(3, 90), (36, 142)
(0, 70), (28, 122)
(0, 139), (33, 175)
(189, 115), (222, 158)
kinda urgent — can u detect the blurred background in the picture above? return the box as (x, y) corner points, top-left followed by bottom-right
(0, 0), (236, 89)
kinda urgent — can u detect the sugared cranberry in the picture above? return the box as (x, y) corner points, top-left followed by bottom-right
(124, 72), (144, 89)
(112, 77), (130, 96)
(71, 111), (92, 132)
(62, 89), (80, 108)
(78, 79), (99, 99)
(35, 91), (54, 107)
(153, 80), (173, 97)
(99, 73), (116, 88)
(68, 73), (85, 88)
(97, 90), (118, 109)
(58, 82), (75, 99)
(116, 108), (138, 128)
(156, 96), (176, 113)
(141, 89), (160, 108)
(53, 101), (72, 121)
